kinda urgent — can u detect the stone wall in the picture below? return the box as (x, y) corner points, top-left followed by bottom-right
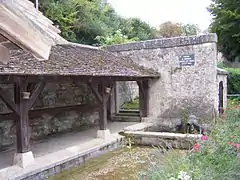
(117, 81), (138, 108)
(0, 82), (99, 149)
(217, 68), (228, 110)
(107, 34), (221, 124)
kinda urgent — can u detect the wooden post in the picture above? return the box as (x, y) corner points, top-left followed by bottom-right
(137, 80), (149, 119)
(14, 81), (30, 153)
(88, 80), (113, 130)
(14, 79), (45, 153)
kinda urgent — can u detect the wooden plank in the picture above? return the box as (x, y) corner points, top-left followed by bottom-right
(0, 44), (10, 64)
(0, 4), (51, 60)
(0, 86), (19, 115)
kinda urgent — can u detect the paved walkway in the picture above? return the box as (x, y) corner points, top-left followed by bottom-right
(0, 122), (135, 171)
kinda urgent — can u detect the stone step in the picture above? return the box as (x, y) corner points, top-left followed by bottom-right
(111, 115), (140, 122)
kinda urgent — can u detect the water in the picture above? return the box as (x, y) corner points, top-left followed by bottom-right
(49, 146), (163, 180)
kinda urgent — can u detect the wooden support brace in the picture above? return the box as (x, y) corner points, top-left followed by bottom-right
(27, 82), (45, 109)
(87, 81), (103, 103)
(0, 86), (19, 115)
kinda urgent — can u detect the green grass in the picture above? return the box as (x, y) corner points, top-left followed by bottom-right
(121, 97), (139, 110)
(224, 67), (240, 74)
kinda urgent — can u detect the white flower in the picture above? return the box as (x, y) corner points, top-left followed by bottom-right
(169, 177), (176, 180)
(177, 171), (192, 180)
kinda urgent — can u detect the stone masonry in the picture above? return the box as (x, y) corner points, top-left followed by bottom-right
(0, 81), (99, 149)
(117, 81), (138, 108)
(107, 34), (226, 125)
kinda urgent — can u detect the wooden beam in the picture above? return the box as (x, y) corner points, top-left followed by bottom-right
(137, 80), (149, 118)
(0, 86), (19, 115)
(27, 82), (45, 109)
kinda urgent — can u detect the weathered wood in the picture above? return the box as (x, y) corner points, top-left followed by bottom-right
(0, 44), (10, 64)
(98, 82), (114, 130)
(88, 81), (103, 103)
(15, 82), (30, 153)
(0, 86), (19, 115)
(27, 82), (45, 109)
(0, 3), (52, 60)
(137, 80), (149, 118)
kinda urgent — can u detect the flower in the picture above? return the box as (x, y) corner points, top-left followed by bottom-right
(231, 143), (240, 149)
(177, 171), (192, 180)
(193, 144), (200, 152)
(231, 136), (236, 138)
(233, 105), (239, 109)
(201, 135), (208, 141)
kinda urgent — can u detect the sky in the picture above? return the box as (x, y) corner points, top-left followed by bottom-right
(108, 0), (213, 31)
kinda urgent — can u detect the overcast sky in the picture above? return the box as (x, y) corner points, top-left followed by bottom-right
(108, 0), (213, 31)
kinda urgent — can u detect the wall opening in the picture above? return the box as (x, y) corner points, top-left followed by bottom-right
(218, 81), (224, 114)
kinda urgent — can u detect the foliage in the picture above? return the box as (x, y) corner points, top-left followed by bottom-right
(95, 29), (138, 46)
(224, 68), (240, 94)
(143, 106), (240, 180)
(157, 21), (183, 38)
(157, 21), (200, 38)
(38, 0), (156, 45)
(121, 97), (139, 110)
(40, 0), (78, 42)
(119, 18), (157, 41)
(181, 24), (201, 36)
(208, 0), (240, 62)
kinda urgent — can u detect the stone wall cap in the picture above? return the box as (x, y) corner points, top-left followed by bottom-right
(106, 33), (217, 52)
(217, 68), (228, 75)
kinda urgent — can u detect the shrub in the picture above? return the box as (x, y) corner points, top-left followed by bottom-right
(143, 105), (240, 180)
(225, 68), (240, 94)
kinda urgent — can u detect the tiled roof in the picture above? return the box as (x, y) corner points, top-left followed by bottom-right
(0, 43), (159, 78)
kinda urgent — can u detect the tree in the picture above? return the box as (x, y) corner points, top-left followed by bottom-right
(157, 21), (182, 38)
(181, 24), (201, 36)
(209, 0), (240, 62)
(95, 29), (138, 46)
(157, 21), (201, 38)
(35, 0), (157, 45)
(119, 18), (157, 41)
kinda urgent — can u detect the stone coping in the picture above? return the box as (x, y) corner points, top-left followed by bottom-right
(217, 68), (228, 75)
(106, 33), (217, 52)
(123, 122), (153, 132)
(124, 131), (202, 140)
